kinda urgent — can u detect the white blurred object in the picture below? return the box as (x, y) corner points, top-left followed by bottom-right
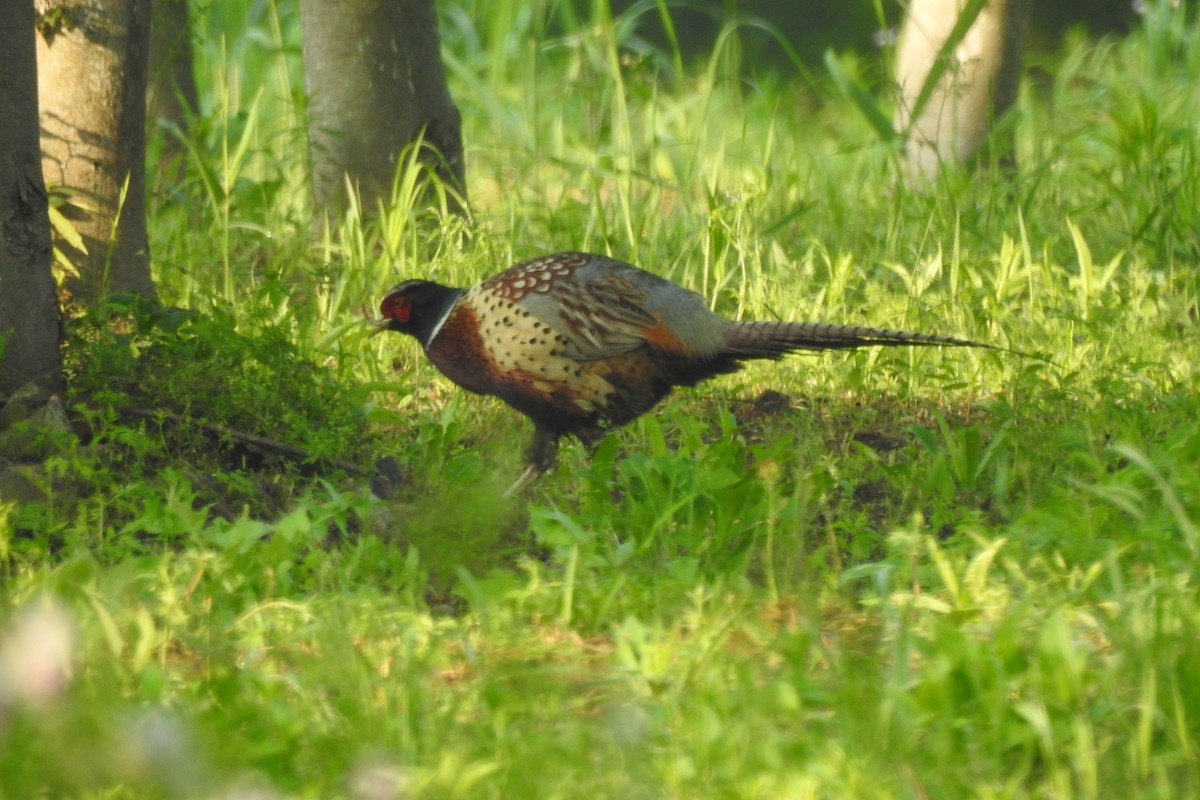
(0, 597), (76, 709)
(894, 0), (1027, 179)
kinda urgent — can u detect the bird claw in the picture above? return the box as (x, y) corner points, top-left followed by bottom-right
(503, 464), (541, 498)
(502, 426), (560, 497)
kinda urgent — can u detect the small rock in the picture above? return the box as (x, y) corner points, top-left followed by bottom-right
(27, 395), (71, 436)
(0, 397), (29, 432)
(370, 456), (406, 499)
(0, 464), (49, 506)
(0, 459), (87, 508)
(0, 395), (75, 460)
(0, 383), (50, 430)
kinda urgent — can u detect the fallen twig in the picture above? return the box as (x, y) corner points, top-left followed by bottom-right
(123, 407), (366, 476)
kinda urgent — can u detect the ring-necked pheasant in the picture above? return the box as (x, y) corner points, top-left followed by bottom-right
(373, 251), (992, 494)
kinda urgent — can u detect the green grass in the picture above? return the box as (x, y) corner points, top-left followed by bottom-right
(3, 1), (1200, 796)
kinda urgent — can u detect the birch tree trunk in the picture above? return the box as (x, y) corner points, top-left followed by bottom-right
(894, 0), (1028, 180)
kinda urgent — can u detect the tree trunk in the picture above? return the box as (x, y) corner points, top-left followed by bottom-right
(36, 0), (156, 304)
(147, 0), (198, 183)
(300, 0), (466, 214)
(1, 0), (63, 393)
(894, 0), (1028, 180)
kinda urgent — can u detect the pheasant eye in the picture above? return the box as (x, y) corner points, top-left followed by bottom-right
(382, 295), (412, 323)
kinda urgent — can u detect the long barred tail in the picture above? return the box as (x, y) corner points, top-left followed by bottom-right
(722, 320), (991, 359)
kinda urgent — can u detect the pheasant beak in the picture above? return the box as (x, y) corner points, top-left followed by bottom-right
(367, 318), (392, 338)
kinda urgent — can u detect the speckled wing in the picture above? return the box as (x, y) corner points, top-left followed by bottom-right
(481, 252), (730, 363)
(531, 271), (663, 360)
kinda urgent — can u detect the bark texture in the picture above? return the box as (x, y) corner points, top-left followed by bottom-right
(300, 0), (466, 213)
(894, 0), (1029, 180)
(1, 0), (63, 392)
(36, 0), (156, 303)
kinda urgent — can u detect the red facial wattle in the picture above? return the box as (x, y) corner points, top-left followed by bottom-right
(381, 295), (412, 324)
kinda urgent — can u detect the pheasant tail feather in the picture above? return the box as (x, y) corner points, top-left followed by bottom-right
(722, 321), (988, 358)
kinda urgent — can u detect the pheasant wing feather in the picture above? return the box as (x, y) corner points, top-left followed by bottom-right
(521, 272), (661, 361)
